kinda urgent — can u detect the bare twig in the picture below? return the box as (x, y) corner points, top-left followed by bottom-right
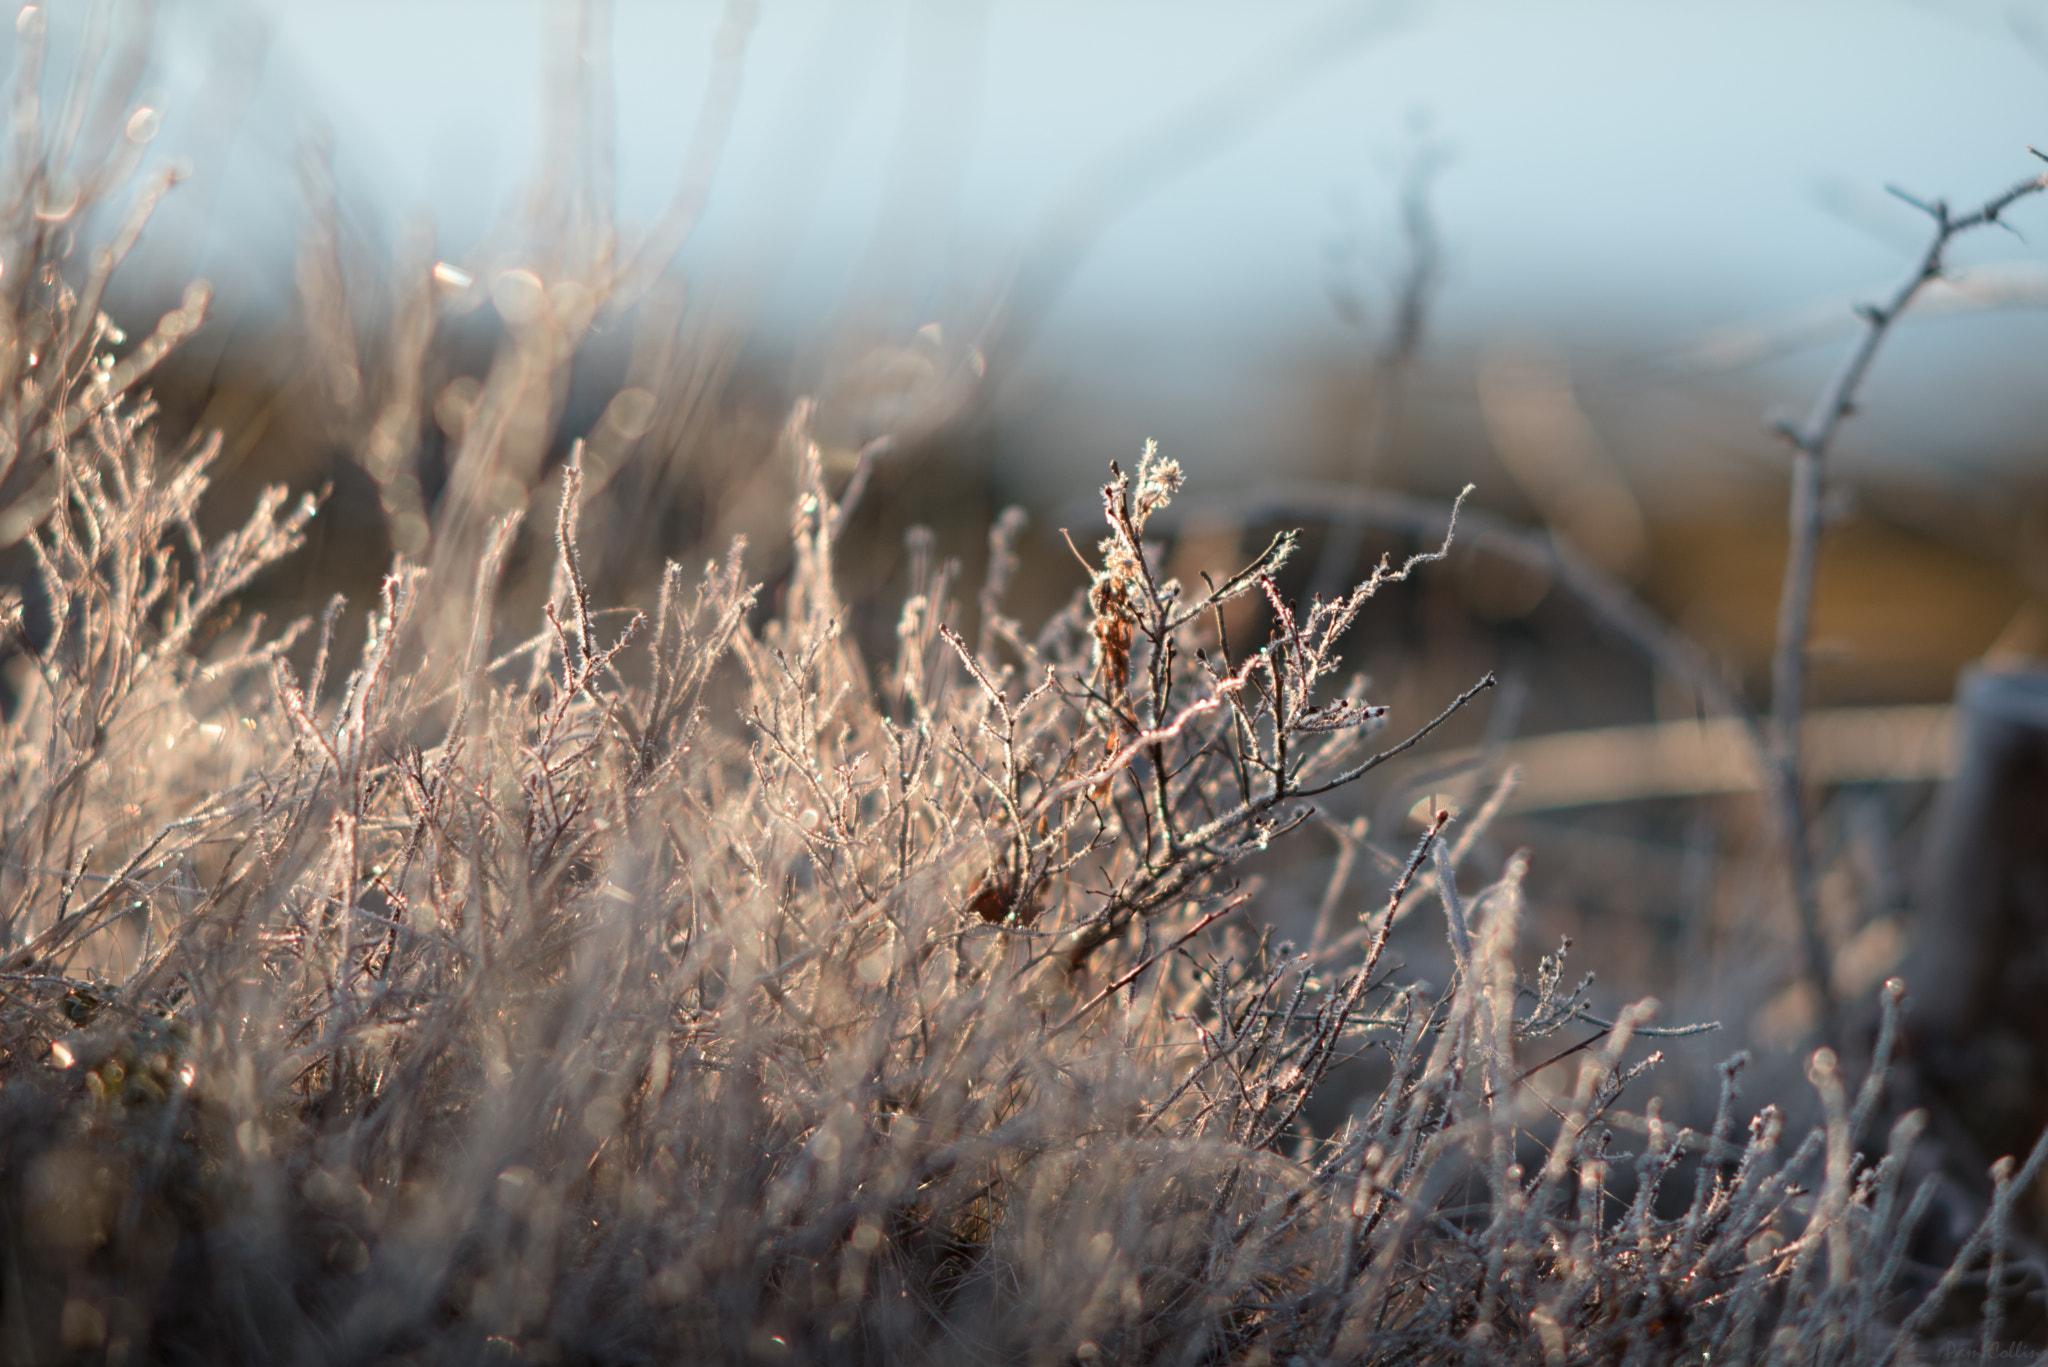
(1154, 481), (1753, 731)
(1768, 154), (2048, 1046)
(1311, 136), (1448, 601)
(1048, 893), (1247, 1036)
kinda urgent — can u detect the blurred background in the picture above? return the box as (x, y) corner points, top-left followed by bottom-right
(13, 0), (2048, 1100)
(93, 0), (2048, 689)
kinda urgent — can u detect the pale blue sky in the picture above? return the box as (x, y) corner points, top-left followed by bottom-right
(58, 0), (2048, 483)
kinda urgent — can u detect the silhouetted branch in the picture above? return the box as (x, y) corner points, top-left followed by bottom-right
(1768, 153), (2048, 1048)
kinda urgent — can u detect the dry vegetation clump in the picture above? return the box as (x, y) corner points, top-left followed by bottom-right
(1, 11), (2046, 1367)
(2, 294), (2044, 1362)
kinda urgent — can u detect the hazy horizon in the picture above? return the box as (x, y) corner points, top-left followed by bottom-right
(30, 0), (2048, 488)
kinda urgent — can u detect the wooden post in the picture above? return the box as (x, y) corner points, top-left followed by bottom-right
(1905, 665), (2048, 1215)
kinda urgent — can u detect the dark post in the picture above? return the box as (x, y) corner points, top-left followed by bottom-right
(1906, 665), (2048, 1217)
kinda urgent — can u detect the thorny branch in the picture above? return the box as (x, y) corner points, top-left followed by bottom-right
(1768, 153), (2048, 1046)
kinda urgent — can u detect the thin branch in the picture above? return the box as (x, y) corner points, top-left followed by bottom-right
(1151, 482), (1753, 735)
(1048, 893), (1247, 1036)
(1767, 156), (2048, 1047)
(1312, 136), (1448, 601)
